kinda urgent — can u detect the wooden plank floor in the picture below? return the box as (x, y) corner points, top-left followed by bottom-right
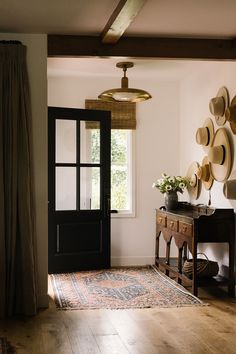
(0, 286), (236, 353)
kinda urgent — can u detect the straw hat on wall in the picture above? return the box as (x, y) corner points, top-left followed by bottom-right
(195, 118), (214, 152)
(223, 179), (236, 199)
(225, 95), (236, 134)
(209, 86), (229, 126)
(186, 161), (201, 199)
(208, 128), (232, 182)
(223, 171), (236, 199)
(196, 156), (214, 190)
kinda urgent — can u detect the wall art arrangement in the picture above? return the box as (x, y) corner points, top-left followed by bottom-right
(186, 86), (236, 202)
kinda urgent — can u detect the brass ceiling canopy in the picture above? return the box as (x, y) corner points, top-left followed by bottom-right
(98, 61), (152, 103)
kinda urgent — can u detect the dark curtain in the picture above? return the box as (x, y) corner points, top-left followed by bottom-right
(0, 41), (37, 318)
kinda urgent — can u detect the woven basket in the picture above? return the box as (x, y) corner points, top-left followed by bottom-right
(183, 253), (219, 279)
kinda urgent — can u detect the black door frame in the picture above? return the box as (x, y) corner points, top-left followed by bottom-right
(48, 106), (111, 273)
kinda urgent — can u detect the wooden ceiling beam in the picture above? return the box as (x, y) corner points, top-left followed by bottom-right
(101, 0), (147, 44)
(48, 35), (236, 60)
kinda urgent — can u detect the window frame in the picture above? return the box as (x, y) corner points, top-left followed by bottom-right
(111, 129), (136, 218)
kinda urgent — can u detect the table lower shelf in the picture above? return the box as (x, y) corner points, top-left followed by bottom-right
(155, 257), (229, 289)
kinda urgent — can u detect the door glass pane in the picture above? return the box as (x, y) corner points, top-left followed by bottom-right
(80, 121), (100, 163)
(56, 167), (76, 210)
(80, 167), (100, 209)
(56, 119), (76, 163)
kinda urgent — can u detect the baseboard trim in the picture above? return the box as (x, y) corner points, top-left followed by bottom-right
(37, 293), (49, 309)
(111, 256), (155, 267)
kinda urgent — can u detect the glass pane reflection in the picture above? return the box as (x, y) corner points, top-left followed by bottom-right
(56, 167), (76, 210)
(56, 119), (76, 163)
(80, 121), (100, 164)
(80, 167), (100, 210)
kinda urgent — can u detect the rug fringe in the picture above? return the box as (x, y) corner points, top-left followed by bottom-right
(54, 303), (208, 311)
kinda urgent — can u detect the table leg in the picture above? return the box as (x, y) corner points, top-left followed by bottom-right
(228, 240), (235, 297)
(192, 238), (198, 296)
(155, 233), (160, 268)
(178, 246), (183, 284)
(183, 242), (187, 262)
(165, 240), (171, 276)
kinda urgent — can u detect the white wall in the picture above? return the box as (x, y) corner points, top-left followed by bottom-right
(0, 33), (48, 307)
(48, 74), (180, 265)
(179, 60), (236, 276)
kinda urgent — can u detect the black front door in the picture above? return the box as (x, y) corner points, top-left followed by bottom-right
(48, 107), (111, 273)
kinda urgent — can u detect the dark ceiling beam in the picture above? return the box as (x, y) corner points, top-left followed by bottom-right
(101, 0), (147, 44)
(48, 35), (236, 60)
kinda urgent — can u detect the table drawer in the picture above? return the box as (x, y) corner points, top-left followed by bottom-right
(156, 213), (167, 227)
(179, 221), (192, 236)
(167, 218), (178, 232)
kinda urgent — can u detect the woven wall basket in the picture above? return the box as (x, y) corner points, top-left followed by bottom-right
(183, 253), (219, 278)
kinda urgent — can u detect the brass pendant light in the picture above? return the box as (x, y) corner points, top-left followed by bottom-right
(98, 62), (152, 103)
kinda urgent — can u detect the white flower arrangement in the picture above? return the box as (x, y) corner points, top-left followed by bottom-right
(152, 173), (188, 194)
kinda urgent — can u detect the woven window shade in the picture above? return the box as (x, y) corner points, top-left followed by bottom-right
(85, 99), (136, 129)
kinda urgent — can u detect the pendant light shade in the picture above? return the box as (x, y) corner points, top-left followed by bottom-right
(98, 62), (152, 103)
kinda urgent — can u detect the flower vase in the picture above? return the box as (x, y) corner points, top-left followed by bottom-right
(165, 191), (178, 211)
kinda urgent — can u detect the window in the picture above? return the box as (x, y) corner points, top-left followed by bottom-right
(111, 130), (135, 217)
(85, 100), (136, 217)
(91, 129), (135, 217)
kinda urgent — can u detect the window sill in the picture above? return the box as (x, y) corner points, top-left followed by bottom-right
(111, 211), (135, 218)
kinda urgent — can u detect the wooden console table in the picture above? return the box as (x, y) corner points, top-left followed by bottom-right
(155, 202), (235, 297)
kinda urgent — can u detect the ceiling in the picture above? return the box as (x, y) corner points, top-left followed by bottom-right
(2, 0), (236, 78)
(47, 57), (215, 81)
(1, 0), (236, 38)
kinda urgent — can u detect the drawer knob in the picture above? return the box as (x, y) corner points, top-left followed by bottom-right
(158, 217), (163, 223)
(170, 221), (174, 228)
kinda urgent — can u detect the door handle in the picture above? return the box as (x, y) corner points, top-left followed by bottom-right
(106, 197), (111, 217)
(105, 196), (117, 216)
(56, 224), (60, 253)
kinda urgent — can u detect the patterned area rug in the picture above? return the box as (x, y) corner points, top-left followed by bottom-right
(49, 266), (204, 310)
